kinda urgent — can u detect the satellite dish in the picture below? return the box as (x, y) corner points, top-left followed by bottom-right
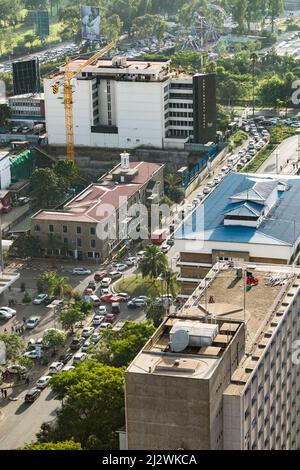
(171, 329), (189, 352)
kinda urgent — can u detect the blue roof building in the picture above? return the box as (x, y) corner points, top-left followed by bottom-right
(175, 173), (300, 292)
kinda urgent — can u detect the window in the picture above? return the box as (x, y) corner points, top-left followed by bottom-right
(76, 226), (81, 234)
(63, 225), (68, 233)
(49, 224), (54, 233)
(77, 238), (82, 247)
(88, 252), (93, 258)
(91, 239), (96, 248)
(90, 227), (96, 235)
(34, 225), (40, 232)
(63, 238), (68, 245)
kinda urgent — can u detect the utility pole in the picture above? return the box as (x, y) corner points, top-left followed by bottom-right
(276, 151), (279, 174)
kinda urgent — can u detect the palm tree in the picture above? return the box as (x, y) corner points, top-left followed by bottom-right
(53, 276), (72, 300)
(139, 245), (168, 281)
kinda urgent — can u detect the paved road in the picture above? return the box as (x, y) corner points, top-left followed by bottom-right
(258, 135), (299, 175)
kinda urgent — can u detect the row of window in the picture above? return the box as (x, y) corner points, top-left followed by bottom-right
(169, 102), (193, 109)
(10, 101), (41, 107)
(12, 110), (41, 115)
(166, 120), (193, 127)
(34, 224), (96, 236)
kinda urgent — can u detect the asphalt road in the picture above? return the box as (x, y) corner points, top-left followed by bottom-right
(257, 134), (299, 175)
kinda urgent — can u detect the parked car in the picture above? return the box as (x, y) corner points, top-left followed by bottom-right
(0, 306), (16, 319)
(23, 350), (43, 359)
(72, 267), (92, 275)
(33, 293), (48, 305)
(203, 187), (211, 195)
(81, 326), (95, 338)
(192, 198), (201, 206)
(59, 352), (73, 365)
(17, 197), (30, 206)
(7, 365), (27, 375)
(73, 352), (87, 366)
(161, 243), (171, 253)
(26, 316), (41, 329)
(36, 375), (52, 389)
(94, 271), (107, 282)
(166, 237), (175, 246)
(24, 388), (41, 403)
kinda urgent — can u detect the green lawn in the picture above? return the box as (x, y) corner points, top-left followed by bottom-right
(115, 275), (159, 298)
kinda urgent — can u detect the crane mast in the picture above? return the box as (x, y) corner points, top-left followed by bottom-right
(52, 41), (115, 161)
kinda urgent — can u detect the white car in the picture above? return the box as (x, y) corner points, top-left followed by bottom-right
(238, 150), (245, 157)
(73, 352), (87, 365)
(23, 350), (43, 359)
(72, 267), (92, 275)
(93, 314), (105, 325)
(99, 322), (110, 329)
(7, 365), (27, 374)
(221, 166), (230, 174)
(101, 277), (112, 288)
(196, 193), (204, 200)
(203, 187), (211, 195)
(186, 203), (194, 212)
(241, 157), (248, 164)
(0, 307), (16, 319)
(26, 316), (41, 329)
(114, 263), (128, 272)
(213, 176), (221, 185)
(62, 365), (75, 372)
(192, 198), (201, 206)
(48, 362), (64, 375)
(81, 326), (95, 338)
(36, 375), (51, 389)
(33, 293), (48, 305)
(82, 339), (91, 352)
(126, 257), (137, 266)
(161, 243), (170, 253)
(90, 332), (101, 344)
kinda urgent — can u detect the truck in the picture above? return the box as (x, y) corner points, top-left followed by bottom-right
(151, 229), (167, 245)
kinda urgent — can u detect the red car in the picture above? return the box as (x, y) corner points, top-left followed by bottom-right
(100, 293), (123, 303)
(105, 313), (117, 324)
(94, 271), (107, 282)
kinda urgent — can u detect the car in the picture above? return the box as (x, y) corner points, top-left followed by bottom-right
(98, 305), (107, 314)
(105, 313), (117, 324)
(70, 338), (84, 351)
(36, 375), (52, 389)
(81, 326), (95, 338)
(101, 277), (112, 287)
(90, 332), (101, 344)
(186, 203), (194, 212)
(82, 339), (91, 352)
(117, 292), (130, 301)
(221, 166), (230, 174)
(196, 192), (204, 200)
(213, 176), (221, 185)
(126, 257), (137, 266)
(114, 263), (128, 272)
(109, 270), (122, 280)
(160, 243), (170, 253)
(87, 280), (97, 290)
(203, 186), (211, 195)
(11, 126), (21, 133)
(99, 322), (111, 329)
(192, 198), (201, 206)
(241, 157), (248, 164)
(48, 362), (64, 375)
(111, 302), (121, 314)
(7, 365), (27, 375)
(0, 306), (16, 318)
(26, 316), (41, 329)
(89, 294), (101, 307)
(24, 388), (41, 403)
(17, 196), (30, 206)
(72, 267), (92, 275)
(23, 350), (43, 359)
(73, 352), (87, 365)
(236, 162), (244, 170)
(238, 150), (245, 157)
(33, 293), (48, 305)
(128, 297), (147, 308)
(44, 296), (57, 306)
(249, 149), (256, 157)
(94, 271), (107, 282)
(137, 250), (145, 258)
(93, 314), (105, 325)
(59, 352), (73, 365)
(22, 126), (30, 134)
(100, 293), (122, 303)
(166, 237), (175, 246)
(84, 287), (94, 296)
(61, 365), (75, 372)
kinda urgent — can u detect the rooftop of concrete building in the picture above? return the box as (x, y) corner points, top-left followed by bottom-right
(127, 262), (300, 383)
(31, 160), (162, 224)
(8, 93), (44, 100)
(175, 172), (300, 247)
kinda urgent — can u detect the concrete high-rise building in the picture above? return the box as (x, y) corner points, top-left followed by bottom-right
(124, 263), (300, 450)
(44, 57), (217, 150)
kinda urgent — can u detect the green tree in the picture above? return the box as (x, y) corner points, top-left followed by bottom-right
(145, 300), (165, 327)
(29, 168), (66, 208)
(257, 75), (285, 107)
(132, 13), (166, 46)
(102, 14), (123, 42)
(0, 104), (10, 125)
(139, 244), (168, 281)
(94, 321), (155, 367)
(37, 271), (72, 298)
(267, 0), (284, 33)
(60, 304), (85, 333)
(232, 0), (247, 33)
(0, 333), (25, 362)
(58, 5), (81, 42)
(42, 330), (66, 353)
(53, 160), (79, 190)
(21, 440), (82, 450)
(9, 234), (42, 258)
(37, 360), (125, 450)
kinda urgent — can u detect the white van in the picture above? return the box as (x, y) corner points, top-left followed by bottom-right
(73, 352), (87, 366)
(89, 294), (101, 307)
(101, 277), (112, 288)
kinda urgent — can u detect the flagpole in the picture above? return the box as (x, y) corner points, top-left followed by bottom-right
(243, 267), (246, 322)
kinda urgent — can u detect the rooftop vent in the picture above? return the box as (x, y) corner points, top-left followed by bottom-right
(169, 321), (218, 352)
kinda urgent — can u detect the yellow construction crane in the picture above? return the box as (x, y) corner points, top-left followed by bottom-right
(52, 41), (115, 161)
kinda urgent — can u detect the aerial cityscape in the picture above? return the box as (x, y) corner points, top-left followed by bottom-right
(1, 0), (300, 455)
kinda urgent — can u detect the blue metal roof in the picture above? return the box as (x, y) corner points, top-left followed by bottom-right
(175, 172), (300, 246)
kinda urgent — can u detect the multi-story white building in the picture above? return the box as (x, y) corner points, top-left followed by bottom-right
(8, 93), (45, 123)
(44, 57), (216, 150)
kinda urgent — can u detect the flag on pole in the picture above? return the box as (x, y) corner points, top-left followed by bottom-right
(246, 271), (259, 292)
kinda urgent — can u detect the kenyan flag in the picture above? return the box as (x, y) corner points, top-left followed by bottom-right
(246, 271), (259, 292)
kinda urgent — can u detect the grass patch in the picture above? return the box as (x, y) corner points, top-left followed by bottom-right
(115, 275), (159, 298)
(229, 130), (248, 150)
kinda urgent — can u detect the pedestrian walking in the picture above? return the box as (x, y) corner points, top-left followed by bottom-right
(3, 389), (7, 398)
(11, 325), (14, 332)
(23, 317), (26, 324)
(20, 325), (24, 334)
(1, 388), (4, 397)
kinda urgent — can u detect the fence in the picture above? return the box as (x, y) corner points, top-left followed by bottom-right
(181, 144), (218, 189)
